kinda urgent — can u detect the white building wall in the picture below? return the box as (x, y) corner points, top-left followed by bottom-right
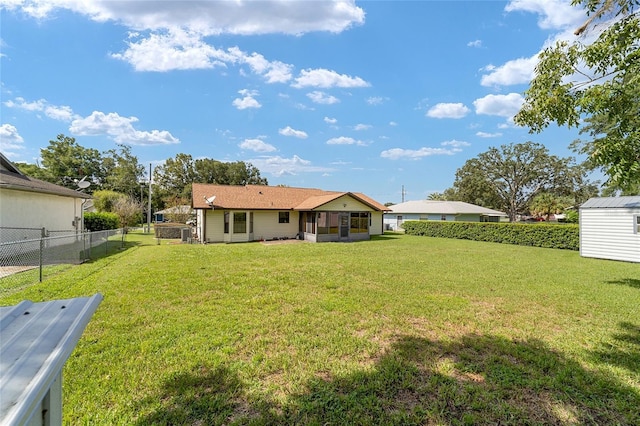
(204, 210), (225, 243)
(321, 195), (373, 212)
(370, 211), (384, 235)
(580, 207), (640, 262)
(0, 189), (83, 232)
(252, 211), (299, 241)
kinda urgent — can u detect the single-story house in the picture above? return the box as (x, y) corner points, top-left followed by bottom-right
(384, 200), (507, 231)
(579, 196), (640, 263)
(0, 153), (92, 241)
(191, 184), (389, 243)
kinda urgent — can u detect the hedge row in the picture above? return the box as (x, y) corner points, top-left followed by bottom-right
(401, 221), (579, 250)
(84, 212), (120, 231)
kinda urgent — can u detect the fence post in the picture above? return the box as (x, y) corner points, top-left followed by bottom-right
(39, 227), (45, 282)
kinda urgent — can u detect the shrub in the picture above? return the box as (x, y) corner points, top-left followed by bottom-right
(401, 221), (579, 250)
(84, 212), (120, 231)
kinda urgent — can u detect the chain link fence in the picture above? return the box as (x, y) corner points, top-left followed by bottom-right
(0, 228), (124, 295)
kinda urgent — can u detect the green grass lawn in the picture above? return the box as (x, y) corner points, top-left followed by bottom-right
(2, 232), (639, 425)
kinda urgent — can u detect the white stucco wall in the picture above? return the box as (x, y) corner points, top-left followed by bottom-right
(580, 207), (640, 262)
(252, 211), (299, 241)
(0, 189), (84, 232)
(202, 210), (301, 243)
(320, 195), (372, 212)
(370, 211), (384, 235)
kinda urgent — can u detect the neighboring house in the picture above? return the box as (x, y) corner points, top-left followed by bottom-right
(0, 153), (91, 240)
(191, 184), (389, 243)
(154, 205), (194, 223)
(580, 196), (640, 263)
(384, 200), (507, 231)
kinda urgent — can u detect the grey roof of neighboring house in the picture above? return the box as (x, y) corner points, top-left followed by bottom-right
(0, 152), (91, 199)
(387, 200), (506, 216)
(156, 205), (194, 215)
(580, 196), (640, 209)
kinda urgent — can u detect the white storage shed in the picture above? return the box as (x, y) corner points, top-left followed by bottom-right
(579, 196), (640, 262)
(0, 294), (103, 425)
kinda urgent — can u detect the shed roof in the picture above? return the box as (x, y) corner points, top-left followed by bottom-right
(191, 184), (389, 211)
(388, 200), (506, 216)
(0, 294), (102, 424)
(580, 196), (640, 209)
(0, 153), (91, 199)
(155, 205), (194, 215)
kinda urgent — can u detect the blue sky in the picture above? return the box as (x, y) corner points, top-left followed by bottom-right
(1, 0), (591, 204)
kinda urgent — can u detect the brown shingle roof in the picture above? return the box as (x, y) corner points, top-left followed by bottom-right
(191, 184), (388, 211)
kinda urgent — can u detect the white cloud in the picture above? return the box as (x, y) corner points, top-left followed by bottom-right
(441, 140), (470, 148)
(233, 89), (261, 110)
(4, 97), (80, 121)
(324, 116), (337, 124)
(473, 93), (524, 117)
(0, 123), (25, 152)
(239, 138), (276, 152)
(70, 111), (180, 145)
(353, 124), (371, 131)
(326, 136), (366, 146)
(389, 121), (398, 127)
(505, 0), (585, 30)
(44, 105), (77, 121)
(293, 69), (370, 89)
(112, 29), (228, 72)
(247, 155), (333, 176)
(4, 96), (179, 145)
(480, 56), (538, 87)
(367, 96), (387, 105)
(3, 97), (46, 112)
(426, 102), (470, 119)
(307, 91), (340, 105)
(476, 131), (503, 138)
(5, 1), (365, 35)
(112, 31), (295, 81)
(279, 126), (308, 139)
(226, 46), (293, 83)
(467, 39), (482, 48)
(380, 147), (459, 160)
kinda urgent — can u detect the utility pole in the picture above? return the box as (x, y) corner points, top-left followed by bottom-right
(401, 185), (406, 203)
(147, 163), (152, 234)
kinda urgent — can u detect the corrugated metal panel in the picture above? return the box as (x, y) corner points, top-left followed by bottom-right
(580, 209), (640, 262)
(581, 196), (640, 209)
(0, 294), (102, 425)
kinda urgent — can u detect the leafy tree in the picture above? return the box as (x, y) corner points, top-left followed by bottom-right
(153, 153), (196, 200)
(427, 192), (446, 201)
(154, 154), (269, 200)
(113, 196), (142, 230)
(601, 180), (640, 196)
(448, 142), (594, 221)
(92, 190), (125, 213)
(515, 0), (640, 190)
(529, 192), (574, 221)
(101, 144), (145, 199)
(193, 158), (268, 186)
(39, 134), (103, 192)
(163, 196), (193, 223)
(13, 162), (50, 180)
(565, 209), (579, 223)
